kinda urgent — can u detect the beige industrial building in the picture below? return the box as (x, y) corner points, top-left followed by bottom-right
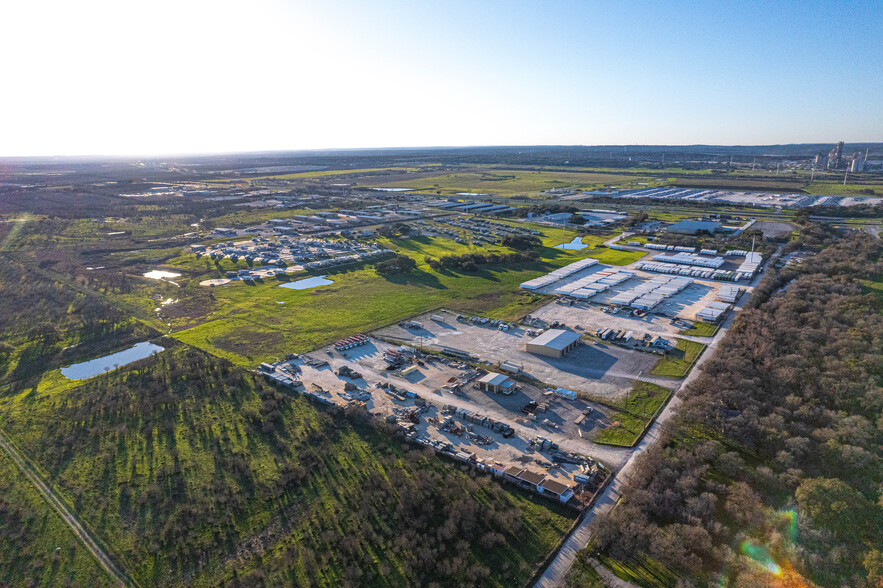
(477, 372), (513, 393)
(525, 328), (582, 358)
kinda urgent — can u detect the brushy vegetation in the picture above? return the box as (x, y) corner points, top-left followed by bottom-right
(0, 450), (113, 587)
(576, 229), (883, 587)
(0, 255), (159, 391)
(0, 347), (575, 587)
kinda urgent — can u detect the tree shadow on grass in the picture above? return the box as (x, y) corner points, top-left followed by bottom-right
(380, 268), (447, 289)
(537, 245), (578, 260)
(389, 235), (431, 252)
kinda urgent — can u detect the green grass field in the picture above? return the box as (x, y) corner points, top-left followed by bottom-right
(358, 169), (657, 196)
(649, 338), (707, 378)
(596, 552), (679, 587)
(803, 182), (883, 196)
(594, 382), (671, 447)
(169, 229), (626, 367)
(678, 321), (718, 337)
(0, 450), (113, 586)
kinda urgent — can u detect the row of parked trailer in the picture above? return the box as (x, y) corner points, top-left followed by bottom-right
(644, 243), (697, 252)
(520, 258), (598, 290)
(635, 261), (752, 281)
(596, 327), (670, 348)
(608, 276), (694, 309)
(553, 269), (635, 299)
(303, 249), (392, 270)
(335, 333), (370, 351)
(652, 252), (725, 268)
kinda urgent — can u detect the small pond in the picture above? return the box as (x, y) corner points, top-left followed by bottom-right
(61, 342), (165, 380)
(143, 270), (181, 280)
(554, 237), (587, 250)
(278, 275), (334, 290)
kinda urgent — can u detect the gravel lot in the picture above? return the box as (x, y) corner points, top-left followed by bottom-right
(376, 312), (659, 401)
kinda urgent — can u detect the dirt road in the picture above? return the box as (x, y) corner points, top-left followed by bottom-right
(0, 428), (130, 587)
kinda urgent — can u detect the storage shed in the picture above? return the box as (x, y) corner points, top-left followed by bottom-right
(539, 478), (575, 503)
(478, 372), (513, 394)
(526, 329), (582, 358)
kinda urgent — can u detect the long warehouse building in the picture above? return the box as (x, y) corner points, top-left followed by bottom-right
(525, 329), (582, 358)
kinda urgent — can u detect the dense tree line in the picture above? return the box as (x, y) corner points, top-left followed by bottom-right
(375, 254), (417, 274)
(584, 230), (883, 587)
(377, 222), (412, 238)
(425, 249), (539, 272)
(501, 234), (543, 250)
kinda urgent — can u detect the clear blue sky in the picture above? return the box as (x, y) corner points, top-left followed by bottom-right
(1, 0), (880, 156)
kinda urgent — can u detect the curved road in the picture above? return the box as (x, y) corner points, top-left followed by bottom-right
(535, 247), (781, 587)
(0, 428), (129, 587)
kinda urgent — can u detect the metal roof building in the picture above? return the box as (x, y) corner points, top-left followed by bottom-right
(666, 220), (723, 235)
(477, 372), (513, 393)
(526, 329), (582, 358)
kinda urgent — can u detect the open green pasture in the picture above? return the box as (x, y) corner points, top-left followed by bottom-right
(358, 169), (657, 196)
(171, 240), (582, 366)
(169, 227), (631, 366)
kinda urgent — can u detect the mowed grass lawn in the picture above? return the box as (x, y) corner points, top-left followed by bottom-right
(649, 338), (706, 378)
(594, 382), (671, 447)
(173, 231), (631, 366)
(679, 321), (718, 337)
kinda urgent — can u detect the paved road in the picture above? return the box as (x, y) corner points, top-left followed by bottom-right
(535, 248), (782, 588)
(0, 428), (129, 587)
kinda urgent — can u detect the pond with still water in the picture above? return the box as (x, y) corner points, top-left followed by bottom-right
(554, 237), (587, 250)
(61, 342), (165, 380)
(278, 275), (334, 290)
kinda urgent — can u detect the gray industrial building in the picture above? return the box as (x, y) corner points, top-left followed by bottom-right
(526, 329), (582, 358)
(666, 219), (722, 235)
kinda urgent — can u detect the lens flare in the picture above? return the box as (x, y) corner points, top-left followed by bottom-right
(779, 508), (799, 542)
(741, 541), (782, 576)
